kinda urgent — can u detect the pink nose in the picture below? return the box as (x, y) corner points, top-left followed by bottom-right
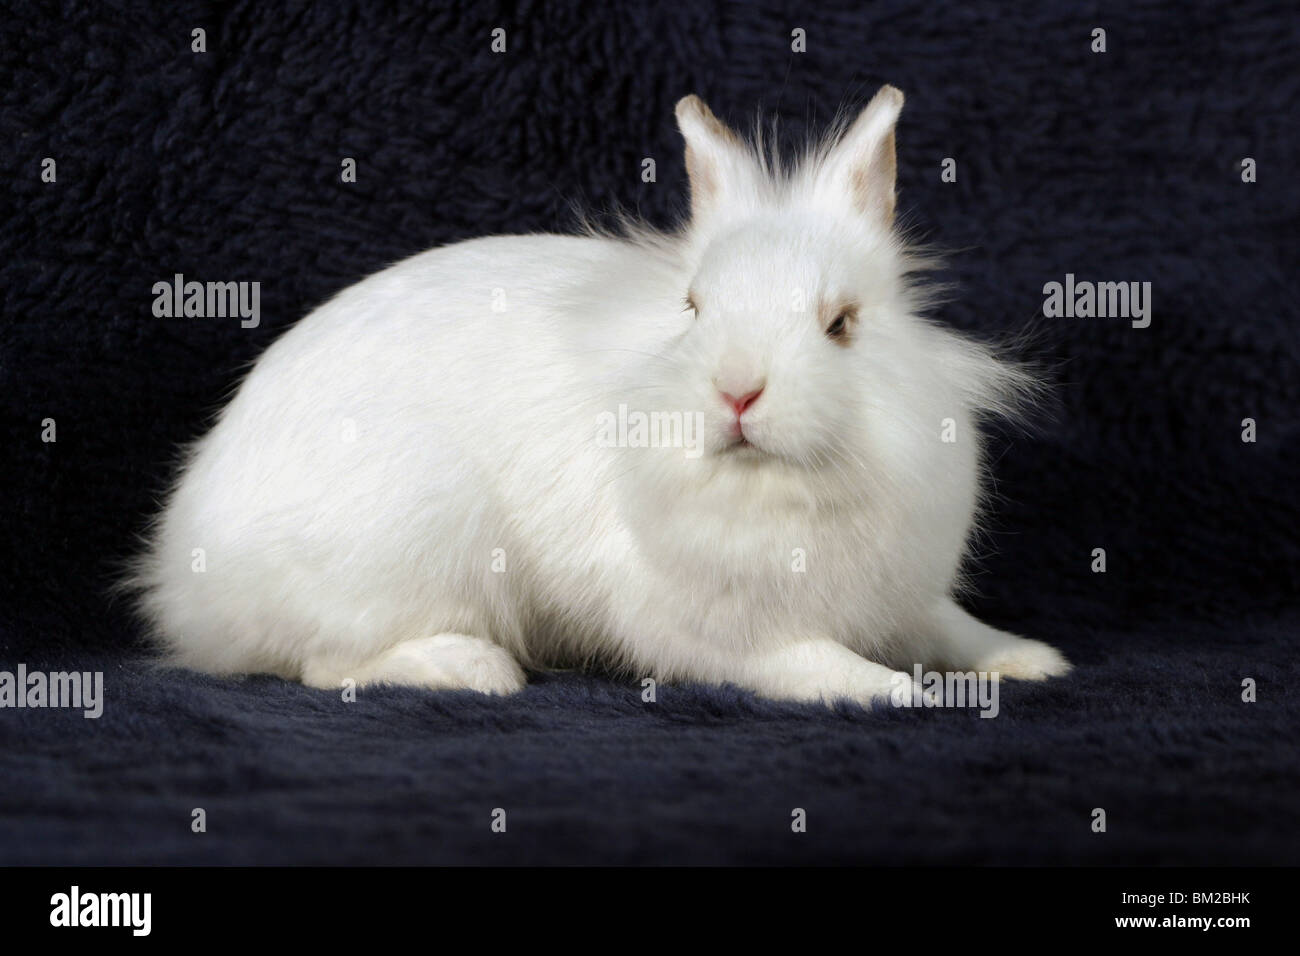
(720, 387), (764, 417)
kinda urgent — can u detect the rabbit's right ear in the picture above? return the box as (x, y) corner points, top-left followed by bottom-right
(675, 95), (754, 225)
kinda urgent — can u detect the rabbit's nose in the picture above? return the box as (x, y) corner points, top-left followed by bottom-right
(718, 385), (765, 416)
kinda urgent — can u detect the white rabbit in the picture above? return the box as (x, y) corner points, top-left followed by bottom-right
(131, 86), (1070, 706)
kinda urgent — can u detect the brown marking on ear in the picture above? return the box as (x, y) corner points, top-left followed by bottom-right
(676, 95), (743, 148)
(683, 144), (715, 208)
(836, 85), (903, 225)
(676, 95), (744, 218)
(850, 128), (897, 224)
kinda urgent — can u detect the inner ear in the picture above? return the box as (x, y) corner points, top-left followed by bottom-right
(819, 85), (904, 226)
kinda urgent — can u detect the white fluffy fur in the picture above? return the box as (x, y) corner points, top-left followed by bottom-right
(130, 87), (1070, 705)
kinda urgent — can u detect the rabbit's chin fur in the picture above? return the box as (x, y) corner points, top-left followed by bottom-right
(127, 87), (1071, 708)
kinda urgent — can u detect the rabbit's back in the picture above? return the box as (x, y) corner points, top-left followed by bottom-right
(135, 234), (647, 677)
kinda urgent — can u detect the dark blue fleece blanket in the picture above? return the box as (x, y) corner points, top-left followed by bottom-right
(1, 0), (1297, 864)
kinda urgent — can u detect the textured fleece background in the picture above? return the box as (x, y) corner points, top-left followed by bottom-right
(1, 0), (1297, 865)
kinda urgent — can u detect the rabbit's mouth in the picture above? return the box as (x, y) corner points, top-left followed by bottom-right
(721, 435), (767, 459)
(725, 420), (759, 453)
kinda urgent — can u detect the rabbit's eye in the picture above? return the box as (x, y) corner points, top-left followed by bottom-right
(826, 307), (855, 342)
(683, 293), (698, 317)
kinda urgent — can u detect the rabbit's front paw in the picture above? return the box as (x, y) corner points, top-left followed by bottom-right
(737, 638), (931, 709)
(918, 599), (1072, 683)
(303, 633), (526, 695)
(979, 638), (1072, 681)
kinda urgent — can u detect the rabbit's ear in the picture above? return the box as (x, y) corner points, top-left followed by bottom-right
(817, 85), (904, 226)
(675, 95), (754, 224)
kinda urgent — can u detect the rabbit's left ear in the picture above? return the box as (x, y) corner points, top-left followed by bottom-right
(675, 94), (755, 225)
(817, 85), (904, 226)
